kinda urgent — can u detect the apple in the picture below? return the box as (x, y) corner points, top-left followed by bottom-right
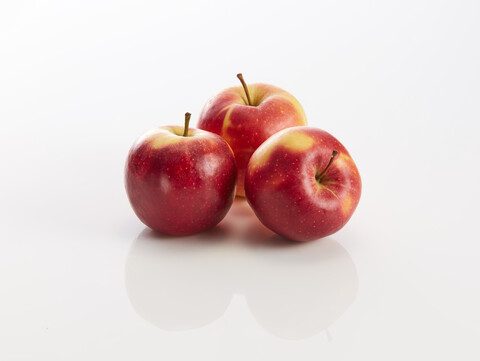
(125, 113), (237, 236)
(245, 126), (361, 241)
(197, 73), (307, 197)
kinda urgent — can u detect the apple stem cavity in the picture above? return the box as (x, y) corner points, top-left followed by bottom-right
(183, 112), (191, 137)
(316, 150), (338, 182)
(237, 73), (252, 106)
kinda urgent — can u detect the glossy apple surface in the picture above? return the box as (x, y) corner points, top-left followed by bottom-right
(245, 126), (361, 241)
(197, 77), (307, 196)
(125, 125), (237, 235)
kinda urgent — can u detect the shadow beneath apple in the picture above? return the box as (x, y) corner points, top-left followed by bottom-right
(217, 198), (276, 242)
(125, 199), (358, 339)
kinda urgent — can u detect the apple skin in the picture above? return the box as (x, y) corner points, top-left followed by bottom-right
(197, 83), (307, 197)
(245, 126), (361, 241)
(125, 126), (237, 236)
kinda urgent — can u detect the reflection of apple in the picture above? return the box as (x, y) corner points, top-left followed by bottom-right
(197, 74), (307, 197)
(244, 235), (358, 340)
(125, 113), (237, 236)
(125, 205), (358, 339)
(124, 228), (233, 331)
(245, 126), (362, 241)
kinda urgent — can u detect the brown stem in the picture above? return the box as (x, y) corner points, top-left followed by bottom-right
(237, 73), (252, 106)
(316, 150), (338, 181)
(183, 112), (191, 137)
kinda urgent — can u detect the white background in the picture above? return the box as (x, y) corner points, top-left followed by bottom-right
(1, 0), (479, 360)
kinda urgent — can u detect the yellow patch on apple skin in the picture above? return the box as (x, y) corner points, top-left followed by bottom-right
(342, 194), (354, 215)
(151, 135), (182, 148)
(315, 182), (354, 215)
(281, 132), (315, 151)
(339, 152), (352, 163)
(276, 94), (308, 125)
(221, 105), (235, 135)
(251, 131), (315, 170)
(148, 126), (196, 149)
(330, 152), (353, 170)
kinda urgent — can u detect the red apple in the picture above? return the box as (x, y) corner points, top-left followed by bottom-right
(125, 113), (237, 236)
(197, 74), (307, 197)
(245, 126), (361, 241)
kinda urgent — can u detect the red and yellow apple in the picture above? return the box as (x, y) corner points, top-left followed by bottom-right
(245, 126), (361, 241)
(125, 113), (237, 236)
(197, 74), (307, 197)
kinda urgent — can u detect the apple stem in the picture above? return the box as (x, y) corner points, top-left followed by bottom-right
(316, 150), (338, 181)
(237, 73), (252, 106)
(183, 112), (191, 137)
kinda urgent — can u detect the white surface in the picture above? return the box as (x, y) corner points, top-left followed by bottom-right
(1, 1), (480, 360)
